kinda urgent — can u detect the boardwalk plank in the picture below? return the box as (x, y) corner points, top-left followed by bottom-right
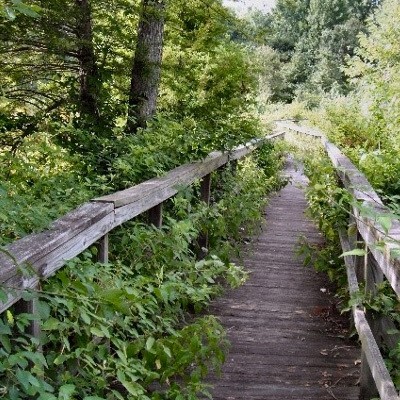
(206, 158), (360, 399)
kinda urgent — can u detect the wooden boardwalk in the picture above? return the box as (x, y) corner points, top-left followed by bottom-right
(207, 159), (360, 400)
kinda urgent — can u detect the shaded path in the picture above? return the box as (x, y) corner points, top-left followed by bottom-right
(207, 158), (360, 400)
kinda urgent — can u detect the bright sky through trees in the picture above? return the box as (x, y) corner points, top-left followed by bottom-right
(223, 0), (276, 14)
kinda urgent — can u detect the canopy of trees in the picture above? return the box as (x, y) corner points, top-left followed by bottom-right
(254, 0), (380, 102)
(2, 0), (400, 397)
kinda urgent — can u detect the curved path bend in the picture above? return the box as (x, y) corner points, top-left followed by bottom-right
(207, 158), (360, 400)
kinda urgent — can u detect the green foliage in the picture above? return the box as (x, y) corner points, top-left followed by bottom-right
(0, 0), (286, 397)
(260, 0), (378, 103)
(1, 0), (41, 20)
(287, 136), (350, 287)
(0, 141), (284, 398)
(344, 281), (400, 389)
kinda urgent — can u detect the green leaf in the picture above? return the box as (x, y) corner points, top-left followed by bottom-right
(80, 311), (91, 324)
(37, 300), (51, 319)
(377, 215), (392, 234)
(38, 393), (57, 400)
(11, 0), (40, 18)
(16, 369), (31, 392)
(90, 327), (105, 337)
(21, 351), (48, 368)
(0, 319), (12, 335)
(28, 373), (41, 388)
(146, 336), (155, 351)
(6, 310), (14, 325)
(162, 345), (172, 358)
(0, 334), (11, 353)
(5, 6), (16, 20)
(83, 397), (107, 400)
(58, 384), (76, 399)
(110, 391), (124, 400)
(340, 249), (367, 258)
(0, 288), (7, 303)
(38, 394), (57, 400)
(42, 317), (60, 331)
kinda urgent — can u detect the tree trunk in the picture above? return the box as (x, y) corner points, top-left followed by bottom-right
(127, 0), (165, 133)
(75, 0), (99, 121)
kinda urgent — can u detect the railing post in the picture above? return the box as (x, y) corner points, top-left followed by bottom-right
(13, 292), (41, 340)
(197, 173), (212, 258)
(97, 234), (109, 264)
(148, 203), (163, 228)
(348, 212), (373, 399)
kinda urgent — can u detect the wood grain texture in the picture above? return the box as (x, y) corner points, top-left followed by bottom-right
(354, 308), (399, 400)
(93, 140), (267, 208)
(206, 159), (360, 399)
(340, 229), (400, 400)
(0, 203), (114, 312)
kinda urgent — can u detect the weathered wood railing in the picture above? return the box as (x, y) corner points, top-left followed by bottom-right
(278, 121), (400, 400)
(0, 133), (283, 330)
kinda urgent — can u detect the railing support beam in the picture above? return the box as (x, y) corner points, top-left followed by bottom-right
(14, 293), (41, 340)
(197, 173), (212, 258)
(98, 234), (109, 264)
(148, 203), (163, 228)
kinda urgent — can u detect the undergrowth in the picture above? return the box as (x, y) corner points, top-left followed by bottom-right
(0, 138), (285, 399)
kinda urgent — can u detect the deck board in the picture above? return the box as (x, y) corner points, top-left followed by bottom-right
(206, 159), (360, 399)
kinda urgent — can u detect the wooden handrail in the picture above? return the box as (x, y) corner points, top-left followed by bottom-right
(0, 133), (282, 314)
(277, 122), (400, 296)
(278, 121), (400, 400)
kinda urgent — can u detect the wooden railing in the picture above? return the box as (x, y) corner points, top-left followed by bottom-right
(278, 121), (400, 400)
(0, 133), (283, 331)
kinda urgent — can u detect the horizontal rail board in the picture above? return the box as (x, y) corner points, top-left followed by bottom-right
(339, 229), (400, 400)
(354, 308), (400, 400)
(93, 138), (268, 208)
(0, 135), (281, 314)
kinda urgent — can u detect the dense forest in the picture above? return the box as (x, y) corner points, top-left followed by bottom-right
(1, 0), (400, 398)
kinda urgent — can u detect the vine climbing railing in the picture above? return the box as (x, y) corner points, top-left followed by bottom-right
(0, 132), (283, 335)
(278, 121), (400, 400)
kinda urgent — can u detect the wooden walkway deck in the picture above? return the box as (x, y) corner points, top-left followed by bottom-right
(206, 159), (361, 400)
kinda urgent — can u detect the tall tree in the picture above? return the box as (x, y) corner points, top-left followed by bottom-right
(127, 0), (165, 133)
(75, 0), (100, 121)
(0, 0), (100, 123)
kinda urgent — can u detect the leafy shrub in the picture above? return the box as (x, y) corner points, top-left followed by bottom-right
(0, 141), (284, 399)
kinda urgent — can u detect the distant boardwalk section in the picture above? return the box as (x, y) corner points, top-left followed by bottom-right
(207, 159), (360, 400)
